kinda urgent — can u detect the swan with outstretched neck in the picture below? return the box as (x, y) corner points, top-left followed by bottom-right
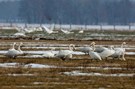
(17, 42), (24, 55)
(5, 42), (18, 59)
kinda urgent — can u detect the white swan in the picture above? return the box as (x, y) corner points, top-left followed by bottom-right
(79, 42), (105, 54)
(55, 44), (75, 60)
(78, 30), (84, 33)
(42, 48), (55, 58)
(17, 42), (24, 55)
(99, 45), (115, 59)
(60, 29), (74, 34)
(94, 46), (107, 53)
(90, 42), (115, 60)
(49, 24), (58, 33)
(14, 32), (26, 37)
(111, 42), (126, 60)
(23, 27), (33, 33)
(5, 42), (19, 59)
(89, 42), (102, 60)
(42, 25), (53, 34)
(14, 26), (26, 37)
(79, 45), (93, 54)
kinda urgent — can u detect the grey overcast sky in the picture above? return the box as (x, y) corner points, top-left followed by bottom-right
(0, 0), (20, 2)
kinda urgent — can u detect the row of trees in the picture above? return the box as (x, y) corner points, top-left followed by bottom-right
(18, 0), (135, 25)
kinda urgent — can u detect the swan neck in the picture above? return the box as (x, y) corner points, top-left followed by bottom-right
(18, 43), (22, 51)
(121, 43), (124, 48)
(12, 43), (16, 49)
(51, 48), (55, 53)
(92, 44), (95, 51)
(69, 44), (75, 51)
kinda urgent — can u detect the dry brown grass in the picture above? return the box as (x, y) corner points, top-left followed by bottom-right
(0, 56), (134, 89)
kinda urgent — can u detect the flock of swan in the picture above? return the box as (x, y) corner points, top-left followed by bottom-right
(13, 25), (83, 37)
(4, 42), (126, 61)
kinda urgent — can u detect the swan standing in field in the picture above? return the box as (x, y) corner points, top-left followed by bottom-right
(55, 44), (75, 61)
(94, 46), (108, 53)
(79, 45), (93, 54)
(79, 41), (104, 54)
(17, 42), (24, 55)
(89, 42), (102, 60)
(5, 42), (19, 59)
(111, 42), (126, 60)
(99, 45), (115, 60)
(90, 42), (115, 60)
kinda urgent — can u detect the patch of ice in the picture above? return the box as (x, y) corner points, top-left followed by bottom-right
(7, 74), (35, 76)
(59, 65), (135, 70)
(0, 63), (56, 68)
(15, 85), (43, 88)
(0, 51), (7, 55)
(62, 70), (135, 77)
(23, 55), (44, 58)
(24, 63), (56, 68)
(33, 82), (44, 85)
(126, 48), (135, 50)
(76, 66), (128, 70)
(126, 52), (135, 55)
(0, 62), (19, 68)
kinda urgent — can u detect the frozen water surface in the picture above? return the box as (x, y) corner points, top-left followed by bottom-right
(24, 63), (56, 68)
(6, 74), (35, 76)
(0, 63), (57, 68)
(1, 63), (134, 70)
(62, 70), (135, 77)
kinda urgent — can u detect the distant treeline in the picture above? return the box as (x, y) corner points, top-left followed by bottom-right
(0, 0), (135, 25)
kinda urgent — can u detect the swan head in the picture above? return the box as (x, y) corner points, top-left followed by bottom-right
(90, 42), (96, 46)
(122, 42), (126, 45)
(19, 42), (23, 45)
(108, 45), (114, 50)
(69, 44), (76, 50)
(13, 42), (16, 45)
(50, 48), (55, 51)
(13, 42), (17, 47)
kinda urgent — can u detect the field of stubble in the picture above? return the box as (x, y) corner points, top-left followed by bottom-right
(0, 39), (134, 89)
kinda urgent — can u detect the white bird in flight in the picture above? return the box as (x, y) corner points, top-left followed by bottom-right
(42, 25), (53, 34)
